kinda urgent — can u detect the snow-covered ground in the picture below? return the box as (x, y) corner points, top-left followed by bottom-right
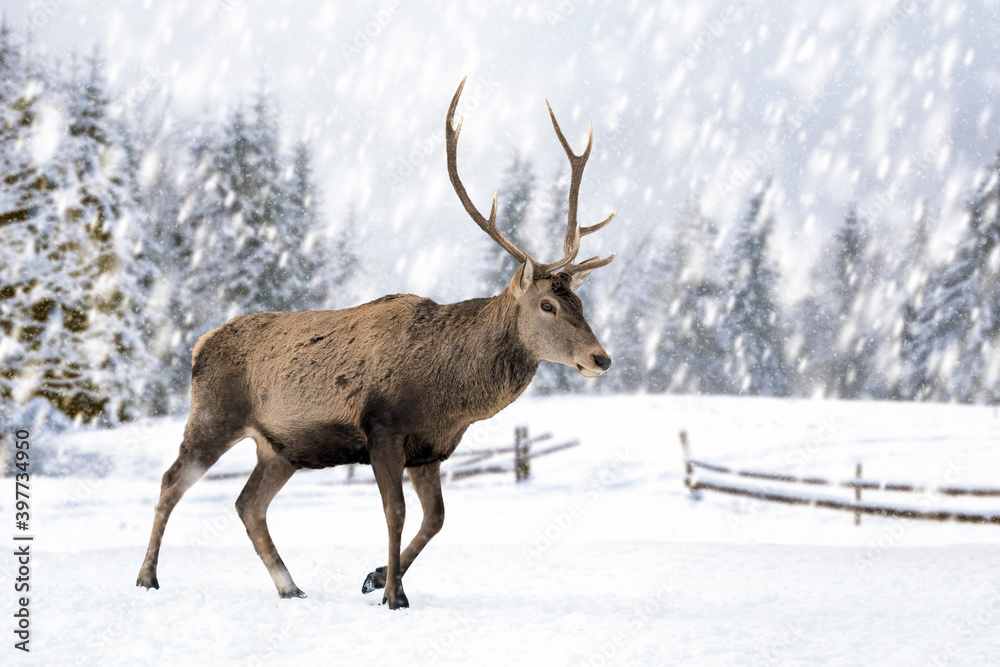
(6, 394), (1000, 665)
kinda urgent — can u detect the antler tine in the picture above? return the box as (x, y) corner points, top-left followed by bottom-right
(543, 102), (592, 267)
(571, 253), (617, 273)
(446, 77), (533, 266)
(581, 208), (618, 236)
(539, 101), (617, 276)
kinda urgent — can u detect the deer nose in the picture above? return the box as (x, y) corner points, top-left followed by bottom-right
(593, 354), (612, 371)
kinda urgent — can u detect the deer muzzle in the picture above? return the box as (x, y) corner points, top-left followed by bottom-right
(577, 352), (612, 377)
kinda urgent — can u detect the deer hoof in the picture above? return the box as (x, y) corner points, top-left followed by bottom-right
(362, 566), (386, 594)
(136, 572), (159, 590)
(381, 590), (409, 609)
(280, 587), (307, 599)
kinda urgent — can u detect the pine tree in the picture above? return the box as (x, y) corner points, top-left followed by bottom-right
(56, 54), (152, 421)
(720, 182), (790, 396)
(0, 23), (45, 415)
(281, 140), (325, 311)
(894, 207), (933, 399)
(182, 90), (296, 322)
(126, 119), (192, 414)
(612, 236), (666, 393)
(326, 204), (362, 310)
(1, 50), (151, 423)
(901, 156), (1000, 402)
(107, 71), (177, 414)
(596, 219), (673, 395)
(648, 203), (728, 394)
(788, 293), (837, 397)
(219, 99), (285, 313)
(828, 205), (879, 398)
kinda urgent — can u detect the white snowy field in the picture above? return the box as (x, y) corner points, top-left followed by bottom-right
(6, 394), (1000, 665)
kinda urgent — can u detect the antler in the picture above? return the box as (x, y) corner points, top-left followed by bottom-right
(446, 78), (546, 270)
(545, 101), (618, 276)
(445, 77), (616, 278)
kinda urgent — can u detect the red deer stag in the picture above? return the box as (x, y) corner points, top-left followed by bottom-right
(136, 78), (617, 609)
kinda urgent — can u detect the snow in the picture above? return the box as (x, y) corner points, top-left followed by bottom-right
(10, 394), (1000, 664)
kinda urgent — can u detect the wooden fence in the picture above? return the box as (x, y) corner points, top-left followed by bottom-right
(679, 431), (1000, 526)
(207, 426), (579, 485)
(436, 426), (580, 483)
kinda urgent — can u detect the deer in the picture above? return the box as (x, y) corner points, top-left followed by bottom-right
(135, 77), (618, 609)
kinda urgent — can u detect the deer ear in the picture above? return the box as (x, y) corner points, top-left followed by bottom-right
(567, 268), (594, 292)
(509, 258), (534, 298)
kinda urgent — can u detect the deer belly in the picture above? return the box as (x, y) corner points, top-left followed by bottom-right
(256, 421), (371, 470)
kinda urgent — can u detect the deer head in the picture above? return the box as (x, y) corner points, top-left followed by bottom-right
(446, 77), (617, 377)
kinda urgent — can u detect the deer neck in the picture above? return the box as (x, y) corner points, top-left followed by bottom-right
(442, 290), (539, 419)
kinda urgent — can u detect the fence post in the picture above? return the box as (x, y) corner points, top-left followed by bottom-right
(514, 426), (530, 483)
(680, 431), (693, 492)
(854, 462), (862, 526)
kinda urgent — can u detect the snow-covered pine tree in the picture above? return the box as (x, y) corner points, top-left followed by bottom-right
(901, 156), (1000, 403)
(788, 292), (837, 397)
(246, 95), (322, 313)
(150, 96), (331, 411)
(183, 89), (311, 322)
(56, 53), (153, 422)
(0, 23), (44, 416)
(219, 95), (287, 313)
(281, 140), (325, 310)
(111, 69), (175, 414)
(325, 203), (362, 310)
(181, 96), (276, 324)
(719, 181), (791, 396)
(828, 205), (879, 399)
(1, 50), (151, 424)
(481, 152), (535, 294)
(603, 235), (656, 393)
(894, 206), (933, 399)
(120, 106), (194, 414)
(137, 125), (220, 411)
(647, 201), (728, 394)
(170, 125), (229, 352)
(871, 200), (930, 399)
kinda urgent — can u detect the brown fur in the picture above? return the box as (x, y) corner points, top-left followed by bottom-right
(198, 291), (538, 468)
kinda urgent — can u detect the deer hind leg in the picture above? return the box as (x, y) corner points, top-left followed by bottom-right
(137, 420), (243, 590)
(235, 439), (302, 598)
(363, 461), (444, 596)
(367, 426), (408, 609)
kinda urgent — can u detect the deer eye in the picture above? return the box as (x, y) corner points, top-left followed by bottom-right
(541, 301), (556, 314)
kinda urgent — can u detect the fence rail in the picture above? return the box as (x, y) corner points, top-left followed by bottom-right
(679, 431), (1000, 525)
(206, 426), (578, 485)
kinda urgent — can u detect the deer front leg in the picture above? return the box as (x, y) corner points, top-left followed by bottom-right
(363, 461), (444, 595)
(368, 427), (408, 609)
